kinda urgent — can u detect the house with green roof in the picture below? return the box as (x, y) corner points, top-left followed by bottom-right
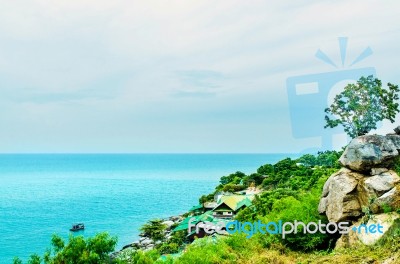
(173, 210), (231, 242)
(172, 194), (254, 242)
(173, 211), (214, 232)
(188, 204), (204, 215)
(212, 195), (253, 219)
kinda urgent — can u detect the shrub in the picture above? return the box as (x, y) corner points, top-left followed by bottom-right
(140, 219), (167, 242)
(14, 232), (117, 264)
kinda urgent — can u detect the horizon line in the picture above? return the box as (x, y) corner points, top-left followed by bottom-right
(0, 152), (300, 155)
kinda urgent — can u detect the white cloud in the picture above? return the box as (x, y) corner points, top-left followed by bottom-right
(0, 0), (399, 152)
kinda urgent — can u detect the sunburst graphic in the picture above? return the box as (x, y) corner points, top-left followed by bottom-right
(315, 37), (373, 68)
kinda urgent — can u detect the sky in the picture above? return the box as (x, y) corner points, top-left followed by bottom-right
(0, 0), (400, 153)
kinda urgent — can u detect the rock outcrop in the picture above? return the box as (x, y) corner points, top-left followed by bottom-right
(339, 134), (400, 173)
(319, 168), (365, 222)
(111, 215), (183, 260)
(319, 167), (400, 222)
(319, 128), (400, 248)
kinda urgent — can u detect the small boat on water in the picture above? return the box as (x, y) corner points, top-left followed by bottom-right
(70, 223), (85, 232)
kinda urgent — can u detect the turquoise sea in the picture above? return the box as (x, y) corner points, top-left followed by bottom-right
(0, 154), (297, 263)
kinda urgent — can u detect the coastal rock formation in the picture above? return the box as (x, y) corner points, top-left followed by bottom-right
(319, 131), (400, 223)
(112, 214), (184, 259)
(339, 134), (400, 173)
(319, 167), (400, 222)
(319, 168), (363, 222)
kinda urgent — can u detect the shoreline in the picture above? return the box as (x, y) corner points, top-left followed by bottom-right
(112, 214), (185, 258)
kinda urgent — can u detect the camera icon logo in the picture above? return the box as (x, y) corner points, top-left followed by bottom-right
(287, 37), (375, 150)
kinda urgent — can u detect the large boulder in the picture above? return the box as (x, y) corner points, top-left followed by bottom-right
(364, 170), (400, 194)
(319, 168), (400, 222)
(319, 168), (365, 222)
(339, 135), (400, 173)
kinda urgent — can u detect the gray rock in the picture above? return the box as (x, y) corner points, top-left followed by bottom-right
(140, 238), (153, 246)
(371, 168), (389, 175)
(386, 134), (400, 149)
(394, 126), (400, 135)
(170, 216), (180, 221)
(339, 135), (400, 172)
(318, 168), (364, 222)
(122, 244), (132, 250)
(365, 170), (400, 193)
(321, 176), (332, 198)
(319, 166), (400, 222)
(163, 220), (175, 229)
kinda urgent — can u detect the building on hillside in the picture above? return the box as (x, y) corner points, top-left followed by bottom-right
(186, 218), (230, 241)
(173, 194), (255, 242)
(203, 201), (217, 211)
(188, 204), (204, 215)
(213, 191), (232, 203)
(212, 195), (253, 219)
(173, 211), (214, 233)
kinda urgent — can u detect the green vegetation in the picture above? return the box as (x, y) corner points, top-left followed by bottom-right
(234, 152), (340, 251)
(325, 75), (400, 138)
(13, 232), (117, 264)
(15, 150), (400, 263)
(121, 227), (400, 264)
(140, 219), (167, 242)
(156, 231), (186, 254)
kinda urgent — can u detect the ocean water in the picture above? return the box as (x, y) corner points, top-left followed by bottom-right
(0, 154), (296, 263)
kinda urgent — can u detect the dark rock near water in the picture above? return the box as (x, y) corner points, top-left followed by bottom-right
(112, 214), (184, 259)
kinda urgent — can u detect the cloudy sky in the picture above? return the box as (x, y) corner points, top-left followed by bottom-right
(1, 0), (399, 153)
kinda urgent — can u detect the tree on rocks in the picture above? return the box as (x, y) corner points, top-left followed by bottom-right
(325, 75), (400, 138)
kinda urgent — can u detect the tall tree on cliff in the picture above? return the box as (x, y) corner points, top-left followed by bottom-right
(324, 75), (400, 138)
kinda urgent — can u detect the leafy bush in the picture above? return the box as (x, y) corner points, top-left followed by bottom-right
(14, 232), (117, 264)
(123, 250), (160, 264)
(155, 230), (187, 255)
(140, 219), (167, 242)
(242, 173), (265, 186)
(219, 171), (246, 185)
(222, 183), (246, 192)
(198, 193), (215, 204)
(174, 234), (278, 264)
(261, 192), (333, 251)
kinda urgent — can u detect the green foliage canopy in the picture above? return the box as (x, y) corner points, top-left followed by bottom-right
(140, 219), (167, 242)
(325, 75), (400, 138)
(14, 232), (117, 264)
